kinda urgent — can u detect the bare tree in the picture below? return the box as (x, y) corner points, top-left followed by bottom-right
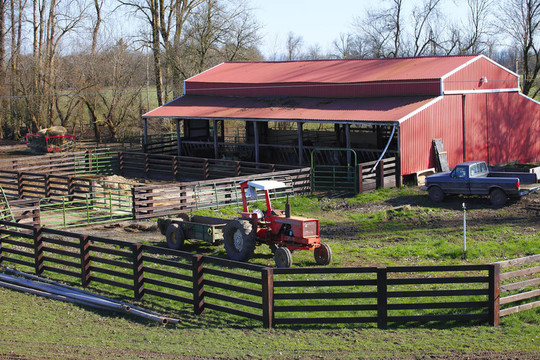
(411, 0), (442, 56)
(285, 31), (303, 60)
(496, 0), (540, 97)
(352, 0), (404, 58)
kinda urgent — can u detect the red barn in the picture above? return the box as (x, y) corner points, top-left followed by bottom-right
(143, 55), (540, 177)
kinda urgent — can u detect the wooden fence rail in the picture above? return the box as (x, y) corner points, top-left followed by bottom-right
(0, 220), (505, 328)
(494, 255), (540, 318)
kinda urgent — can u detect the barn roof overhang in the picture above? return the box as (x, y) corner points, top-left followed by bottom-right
(143, 94), (440, 126)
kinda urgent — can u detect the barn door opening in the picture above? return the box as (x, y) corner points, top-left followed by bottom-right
(310, 148), (357, 194)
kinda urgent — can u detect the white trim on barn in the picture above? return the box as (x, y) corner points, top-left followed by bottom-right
(443, 88), (521, 95)
(397, 96), (444, 124)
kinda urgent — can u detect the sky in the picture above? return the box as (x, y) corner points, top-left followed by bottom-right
(252, 0), (361, 58)
(252, 0), (467, 59)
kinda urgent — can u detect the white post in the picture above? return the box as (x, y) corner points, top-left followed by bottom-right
(462, 202), (467, 258)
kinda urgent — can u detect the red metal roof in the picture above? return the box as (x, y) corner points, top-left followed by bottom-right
(184, 55), (518, 98)
(143, 95), (438, 123)
(188, 56), (478, 84)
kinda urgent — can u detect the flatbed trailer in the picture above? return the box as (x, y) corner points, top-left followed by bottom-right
(157, 214), (230, 250)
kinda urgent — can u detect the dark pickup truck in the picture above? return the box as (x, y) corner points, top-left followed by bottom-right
(424, 161), (540, 206)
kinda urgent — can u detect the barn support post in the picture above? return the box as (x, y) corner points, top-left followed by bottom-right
(345, 124), (351, 166)
(176, 119), (182, 157)
(143, 118), (148, 152)
(262, 268), (274, 328)
(253, 121), (260, 163)
(297, 122), (304, 166)
(213, 119), (219, 159)
(488, 263), (500, 326)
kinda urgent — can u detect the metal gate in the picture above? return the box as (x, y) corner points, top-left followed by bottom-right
(310, 148), (357, 194)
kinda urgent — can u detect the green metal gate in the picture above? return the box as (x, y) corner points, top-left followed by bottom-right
(310, 148), (357, 194)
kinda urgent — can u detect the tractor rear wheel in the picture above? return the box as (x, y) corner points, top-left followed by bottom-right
(223, 219), (256, 261)
(274, 247), (293, 268)
(166, 223), (185, 250)
(314, 243), (332, 265)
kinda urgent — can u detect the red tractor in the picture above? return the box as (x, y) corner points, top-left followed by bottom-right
(222, 180), (332, 268)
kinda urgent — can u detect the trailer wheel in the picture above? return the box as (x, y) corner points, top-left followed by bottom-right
(314, 243), (332, 265)
(490, 188), (507, 206)
(223, 219), (256, 261)
(274, 247), (293, 268)
(166, 224), (185, 250)
(428, 186), (445, 202)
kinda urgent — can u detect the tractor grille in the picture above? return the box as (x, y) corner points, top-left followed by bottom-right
(303, 220), (318, 237)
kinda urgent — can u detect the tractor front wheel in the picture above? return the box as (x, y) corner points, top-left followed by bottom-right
(274, 247), (293, 268)
(223, 219), (256, 261)
(314, 242), (332, 265)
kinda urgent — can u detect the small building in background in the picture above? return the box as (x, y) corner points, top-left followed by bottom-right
(143, 55), (540, 180)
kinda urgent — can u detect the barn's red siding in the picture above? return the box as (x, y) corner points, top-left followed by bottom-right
(443, 57), (518, 92)
(400, 96), (464, 175)
(401, 91), (540, 175)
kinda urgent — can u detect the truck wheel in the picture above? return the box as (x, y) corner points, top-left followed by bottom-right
(428, 186), (445, 202)
(223, 219), (256, 261)
(314, 243), (332, 265)
(166, 223), (185, 250)
(274, 247), (293, 268)
(490, 188), (507, 206)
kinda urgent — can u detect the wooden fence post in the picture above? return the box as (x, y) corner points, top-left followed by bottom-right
(357, 164), (364, 194)
(377, 267), (388, 329)
(131, 187), (138, 219)
(173, 156), (179, 181)
(192, 254), (205, 315)
(79, 235), (91, 287)
(262, 268), (274, 328)
(17, 171), (23, 198)
(376, 160), (385, 189)
(119, 152), (125, 176)
(144, 153), (150, 178)
(32, 200), (41, 226)
(44, 174), (51, 198)
(236, 161), (241, 177)
(488, 264), (500, 326)
(395, 157), (402, 188)
(132, 244), (144, 300)
(33, 226), (44, 276)
(203, 159), (210, 179)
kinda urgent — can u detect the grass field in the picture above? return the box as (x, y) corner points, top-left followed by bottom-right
(1, 187), (539, 359)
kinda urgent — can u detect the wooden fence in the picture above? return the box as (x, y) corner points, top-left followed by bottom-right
(0, 149), (119, 175)
(132, 167), (311, 219)
(495, 255), (540, 319)
(0, 220), (504, 328)
(120, 152), (300, 181)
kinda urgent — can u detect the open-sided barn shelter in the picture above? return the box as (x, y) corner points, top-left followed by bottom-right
(143, 55), (540, 180)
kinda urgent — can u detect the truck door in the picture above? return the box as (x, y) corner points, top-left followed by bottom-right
(446, 165), (470, 195)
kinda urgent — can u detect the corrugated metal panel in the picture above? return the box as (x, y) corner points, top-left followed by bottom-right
(444, 57), (518, 92)
(400, 96), (464, 175)
(464, 93), (489, 162)
(143, 94), (437, 123)
(487, 92), (540, 164)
